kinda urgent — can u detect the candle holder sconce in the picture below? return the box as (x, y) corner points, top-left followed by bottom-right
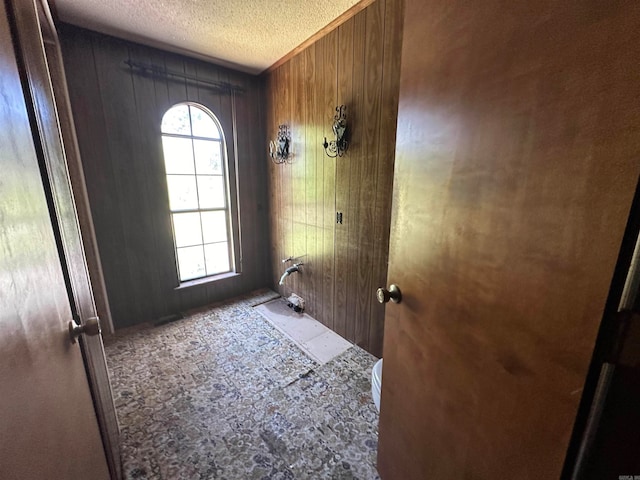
(322, 105), (348, 158)
(269, 124), (291, 164)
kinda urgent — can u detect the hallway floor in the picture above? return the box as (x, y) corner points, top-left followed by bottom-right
(104, 290), (381, 479)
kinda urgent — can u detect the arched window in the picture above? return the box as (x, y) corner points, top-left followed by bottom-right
(161, 103), (233, 282)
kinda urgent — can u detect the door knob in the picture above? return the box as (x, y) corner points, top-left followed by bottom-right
(377, 284), (402, 304)
(69, 317), (101, 343)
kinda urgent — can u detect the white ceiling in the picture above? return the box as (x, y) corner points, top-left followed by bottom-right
(54, 0), (363, 74)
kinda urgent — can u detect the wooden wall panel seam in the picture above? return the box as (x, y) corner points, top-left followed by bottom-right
(90, 37), (145, 324)
(60, 25), (271, 328)
(263, 0), (403, 355)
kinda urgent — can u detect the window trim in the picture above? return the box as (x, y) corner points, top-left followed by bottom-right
(160, 101), (240, 285)
(173, 271), (241, 290)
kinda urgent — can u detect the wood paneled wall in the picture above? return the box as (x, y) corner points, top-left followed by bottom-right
(59, 25), (269, 329)
(264, 0), (403, 356)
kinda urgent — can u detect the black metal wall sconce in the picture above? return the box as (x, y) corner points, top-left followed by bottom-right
(322, 105), (348, 158)
(269, 124), (291, 164)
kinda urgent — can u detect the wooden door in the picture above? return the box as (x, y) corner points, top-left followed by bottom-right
(0, 0), (110, 478)
(8, 0), (122, 477)
(377, 0), (640, 479)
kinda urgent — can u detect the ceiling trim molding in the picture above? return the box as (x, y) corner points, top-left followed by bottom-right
(262, 0), (375, 75)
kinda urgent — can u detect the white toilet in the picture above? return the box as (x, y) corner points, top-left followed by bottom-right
(371, 358), (383, 412)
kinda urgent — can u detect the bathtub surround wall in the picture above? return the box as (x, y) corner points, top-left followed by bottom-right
(60, 26), (270, 328)
(264, 0), (404, 356)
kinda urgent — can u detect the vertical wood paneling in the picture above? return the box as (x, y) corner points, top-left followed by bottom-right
(322, 30), (338, 331)
(369, 0), (405, 354)
(264, 0), (403, 355)
(60, 25), (270, 328)
(128, 43), (167, 320)
(344, 9), (366, 344)
(356, 0), (384, 347)
(60, 31), (129, 325)
(303, 44), (318, 317)
(266, 72), (279, 289)
(280, 60), (294, 298)
(239, 74), (269, 293)
(271, 65), (284, 291)
(313, 38), (326, 323)
(92, 37), (149, 324)
(349, 7), (372, 347)
(333, 18), (355, 340)
(291, 54), (306, 298)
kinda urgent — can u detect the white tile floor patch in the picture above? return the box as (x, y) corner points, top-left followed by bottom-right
(254, 298), (353, 364)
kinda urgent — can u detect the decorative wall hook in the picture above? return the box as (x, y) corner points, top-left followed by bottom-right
(322, 105), (348, 158)
(269, 124), (291, 164)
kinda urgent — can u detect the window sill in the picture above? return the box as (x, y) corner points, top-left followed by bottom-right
(174, 271), (241, 290)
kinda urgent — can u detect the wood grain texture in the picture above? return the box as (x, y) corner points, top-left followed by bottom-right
(40, 0), (114, 336)
(322, 29), (337, 333)
(303, 44), (318, 317)
(377, 0), (640, 478)
(0, 1), (109, 477)
(344, 11), (366, 345)
(369, 0), (403, 357)
(14, 1), (121, 476)
(333, 19), (354, 340)
(263, 0), (403, 355)
(59, 25), (270, 328)
(292, 53), (306, 298)
(313, 39), (326, 324)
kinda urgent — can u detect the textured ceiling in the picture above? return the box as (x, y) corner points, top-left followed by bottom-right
(55, 0), (363, 74)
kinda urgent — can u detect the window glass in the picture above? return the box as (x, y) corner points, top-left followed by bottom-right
(193, 140), (222, 174)
(172, 212), (202, 247)
(190, 106), (220, 139)
(201, 211), (228, 243)
(162, 137), (195, 174)
(197, 176), (225, 209)
(161, 103), (233, 282)
(166, 175), (198, 211)
(177, 245), (206, 280)
(204, 243), (230, 274)
(161, 104), (190, 135)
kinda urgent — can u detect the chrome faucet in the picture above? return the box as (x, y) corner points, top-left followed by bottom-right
(279, 263), (302, 285)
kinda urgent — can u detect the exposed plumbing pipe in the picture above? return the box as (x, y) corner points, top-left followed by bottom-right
(279, 263), (303, 285)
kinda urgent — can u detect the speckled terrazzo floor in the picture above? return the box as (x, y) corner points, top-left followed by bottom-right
(104, 289), (381, 480)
